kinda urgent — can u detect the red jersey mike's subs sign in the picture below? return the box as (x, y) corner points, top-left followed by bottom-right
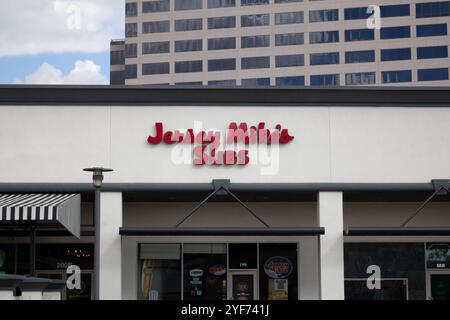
(147, 122), (294, 166)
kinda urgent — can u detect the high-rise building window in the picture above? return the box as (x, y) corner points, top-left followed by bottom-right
(345, 29), (374, 41)
(126, 2), (138, 17)
(143, 21), (170, 33)
(275, 54), (305, 67)
(175, 81), (203, 85)
(142, 62), (170, 75)
(125, 23), (138, 37)
(345, 50), (375, 63)
(380, 26), (411, 39)
(175, 0), (202, 11)
(310, 52), (339, 65)
(175, 18), (203, 31)
(208, 37), (236, 50)
(275, 12), (304, 25)
(143, 41), (170, 54)
(175, 39), (203, 52)
(275, 0), (303, 3)
(416, 1), (450, 18)
(208, 16), (236, 29)
(309, 31), (339, 43)
(381, 48), (411, 61)
(382, 70), (412, 83)
(309, 9), (339, 22)
(380, 4), (410, 17)
(111, 50), (125, 65)
(275, 33), (304, 46)
(143, 0), (170, 13)
(208, 0), (235, 8)
(125, 43), (138, 58)
(242, 56), (270, 69)
(275, 76), (305, 86)
(125, 64), (137, 79)
(241, 35), (270, 48)
(418, 68), (449, 81)
(241, 0), (269, 5)
(208, 59), (236, 71)
(416, 24), (448, 37)
(208, 80), (236, 86)
(345, 72), (376, 85)
(110, 71), (125, 85)
(241, 14), (270, 27)
(417, 46), (448, 59)
(241, 78), (270, 86)
(344, 7), (371, 20)
(310, 74), (340, 86)
(175, 60), (203, 73)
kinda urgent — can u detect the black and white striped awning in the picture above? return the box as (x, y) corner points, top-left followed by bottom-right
(0, 194), (81, 238)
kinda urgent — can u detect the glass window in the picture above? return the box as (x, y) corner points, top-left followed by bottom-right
(275, 33), (304, 46)
(241, 0), (269, 5)
(125, 64), (137, 79)
(380, 4), (410, 17)
(242, 56), (270, 69)
(416, 1), (450, 18)
(175, 39), (203, 52)
(346, 280), (408, 300)
(310, 74), (340, 86)
(417, 46), (448, 59)
(175, 60), (203, 73)
(241, 14), (270, 27)
(345, 72), (376, 85)
(276, 76), (305, 86)
(276, 54), (304, 68)
(125, 23), (138, 38)
(345, 29), (374, 41)
(416, 24), (448, 37)
(381, 48), (411, 61)
(208, 0), (235, 8)
(309, 31), (339, 43)
(309, 9), (339, 22)
(380, 26), (411, 39)
(110, 50), (124, 65)
(275, 0), (303, 2)
(110, 71), (125, 85)
(142, 62), (170, 75)
(143, 21), (170, 33)
(175, 82), (203, 85)
(275, 12), (304, 25)
(418, 68), (449, 81)
(208, 58), (236, 71)
(241, 35), (270, 48)
(345, 50), (375, 63)
(310, 52), (339, 65)
(241, 78), (270, 86)
(208, 16), (236, 29)
(143, 41), (170, 55)
(175, 18), (203, 31)
(259, 243), (298, 300)
(0, 244), (17, 275)
(208, 80), (237, 86)
(183, 244), (227, 300)
(126, 2), (138, 17)
(229, 244), (257, 268)
(208, 37), (236, 50)
(138, 244), (181, 300)
(175, 0), (202, 10)
(344, 7), (371, 20)
(125, 43), (138, 58)
(382, 70), (412, 83)
(143, 0), (170, 12)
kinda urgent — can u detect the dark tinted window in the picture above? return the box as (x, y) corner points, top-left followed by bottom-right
(126, 2), (138, 17)
(110, 50), (124, 65)
(110, 71), (125, 85)
(417, 46), (448, 59)
(143, 0), (170, 12)
(142, 62), (170, 75)
(208, 16), (236, 29)
(381, 48), (411, 61)
(241, 14), (270, 27)
(208, 58), (236, 71)
(125, 23), (138, 37)
(416, 1), (450, 18)
(241, 78), (270, 86)
(310, 52), (339, 65)
(125, 64), (137, 79)
(417, 24), (448, 37)
(382, 70), (412, 83)
(242, 0), (269, 5)
(345, 29), (375, 41)
(380, 26), (411, 39)
(345, 50), (375, 63)
(309, 31), (339, 43)
(175, 18), (203, 31)
(345, 72), (376, 85)
(175, 39), (203, 52)
(310, 74), (340, 86)
(143, 41), (170, 54)
(208, 37), (236, 50)
(175, 0), (202, 10)
(241, 35), (270, 48)
(125, 43), (138, 58)
(276, 54), (305, 67)
(275, 12), (304, 25)
(380, 4), (410, 17)
(275, 33), (304, 46)
(276, 76), (305, 86)
(344, 7), (371, 20)
(418, 68), (449, 81)
(175, 60), (203, 73)
(309, 9), (339, 22)
(242, 56), (270, 69)
(229, 244), (257, 269)
(143, 21), (170, 33)
(208, 0), (235, 8)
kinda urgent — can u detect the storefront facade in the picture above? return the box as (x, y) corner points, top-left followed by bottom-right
(0, 86), (449, 300)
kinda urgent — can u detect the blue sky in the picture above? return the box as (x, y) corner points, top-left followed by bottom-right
(0, 0), (124, 85)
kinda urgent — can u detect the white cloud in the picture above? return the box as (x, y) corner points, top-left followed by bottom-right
(19, 60), (108, 84)
(0, 0), (124, 57)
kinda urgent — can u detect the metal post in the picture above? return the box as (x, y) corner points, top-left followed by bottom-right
(94, 187), (101, 300)
(29, 224), (36, 277)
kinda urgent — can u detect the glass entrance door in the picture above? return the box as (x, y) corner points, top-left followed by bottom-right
(229, 271), (258, 300)
(428, 272), (450, 300)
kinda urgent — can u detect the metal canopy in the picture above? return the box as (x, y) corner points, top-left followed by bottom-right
(120, 227), (325, 236)
(344, 227), (450, 236)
